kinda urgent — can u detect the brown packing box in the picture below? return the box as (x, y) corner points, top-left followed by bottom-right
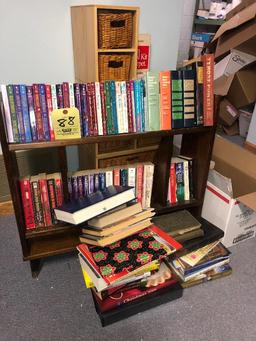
(219, 98), (239, 126)
(227, 66), (256, 108)
(213, 3), (256, 59)
(222, 121), (239, 136)
(226, 0), (256, 20)
(212, 134), (256, 211)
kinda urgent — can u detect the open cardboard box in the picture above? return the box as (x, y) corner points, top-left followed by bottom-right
(202, 135), (256, 247)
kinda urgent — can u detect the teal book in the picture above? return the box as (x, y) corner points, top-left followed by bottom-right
(146, 71), (160, 131)
(171, 71), (183, 129)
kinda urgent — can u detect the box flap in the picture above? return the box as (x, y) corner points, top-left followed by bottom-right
(237, 192), (256, 211)
(214, 74), (234, 95)
(213, 3), (256, 42)
(208, 169), (233, 197)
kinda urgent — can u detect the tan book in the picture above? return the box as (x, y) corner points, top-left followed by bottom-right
(83, 209), (155, 237)
(88, 202), (142, 228)
(79, 218), (152, 247)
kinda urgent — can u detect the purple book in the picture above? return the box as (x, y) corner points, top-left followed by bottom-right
(89, 174), (94, 194)
(71, 176), (79, 200)
(82, 175), (89, 197)
(77, 175), (84, 198)
(13, 85), (26, 142)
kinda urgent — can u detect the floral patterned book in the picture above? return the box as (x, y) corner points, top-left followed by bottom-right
(77, 225), (182, 285)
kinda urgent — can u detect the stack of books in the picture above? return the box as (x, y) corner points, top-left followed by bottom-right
(0, 54), (214, 144)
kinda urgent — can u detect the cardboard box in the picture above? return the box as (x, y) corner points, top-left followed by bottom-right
(239, 109), (253, 137)
(226, 0), (255, 20)
(212, 3), (256, 59)
(227, 66), (256, 108)
(222, 121), (239, 136)
(245, 102), (256, 153)
(219, 98), (239, 126)
(202, 135), (256, 247)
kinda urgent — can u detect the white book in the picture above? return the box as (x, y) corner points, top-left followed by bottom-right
(95, 82), (103, 135)
(51, 85), (58, 110)
(69, 83), (75, 107)
(142, 163), (154, 209)
(1, 84), (14, 142)
(54, 185), (135, 225)
(128, 167), (136, 188)
(115, 81), (124, 133)
(105, 170), (113, 187)
(120, 81), (129, 133)
(183, 160), (189, 200)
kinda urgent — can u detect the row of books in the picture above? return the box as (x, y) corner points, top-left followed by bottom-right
(19, 173), (63, 230)
(168, 156), (194, 204)
(0, 54), (214, 144)
(68, 163), (154, 210)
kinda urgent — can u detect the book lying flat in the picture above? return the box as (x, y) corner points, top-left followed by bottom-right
(174, 228), (204, 243)
(54, 185), (135, 225)
(88, 202), (142, 228)
(82, 209), (155, 237)
(79, 218), (152, 247)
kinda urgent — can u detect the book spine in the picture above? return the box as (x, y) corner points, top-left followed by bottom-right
(95, 82), (103, 135)
(31, 180), (44, 227)
(67, 175), (72, 198)
(32, 84), (44, 141)
(203, 54), (214, 126)
(128, 167), (136, 189)
(115, 81), (124, 134)
(105, 170), (113, 187)
(183, 160), (190, 200)
(74, 83), (83, 136)
(113, 169), (120, 186)
(69, 83), (75, 107)
(188, 159), (194, 199)
(170, 162), (177, 204)
(89, 174), (94, 194)
(26, 86), (37, 141)
(182, 70), (196, 128)
(13, 85), (26, 143)
(100, 82), (107, 135)
(195, 61), (204, 125)
(82, 174), (89, 197)
(20, 178), (35, 229)
(47, 179), (58, 224)
(126, 81), (134, 133)
(142, 164), (154, 208)
(120, 169), (128, 186)
(171, 71), (184, 129)
(51, 85), (58, 110)
(130, 80), (137, 132)
(19, 85), (32, 142)
(39, 178), (52, 226)
(90, 82), (98, 136)
(110, 81), (118, 134)
(146, 72), (160, 131)
(62, 82), (70, 108)
(136, 164), (144, 204)
(71, 176), (79, 200)
(175, 161), (184, 201)
(45, 85), (55, 140)
(55, 177), (63, 207)
(134, 80), (142, 132)
(80, 83), (89, 136)
(86, 83), (94, 136)
(38, 84), (50, 141)
(1, 84), (14, 142)
(104, 81), (114, 135)
(94, 173), (100, 192)
(77, 175), (84, 198)
(159, 71), (171, 130)
(120, 81), (129, 133)
(56, 84), (64, 108)
(99, 172), (106, 191)
(140, 79), (146, 132)
(6, 85), (20, 142)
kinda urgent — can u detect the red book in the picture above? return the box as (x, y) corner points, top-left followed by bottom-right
(45, 85), (55, 140)
(39, 177), (52, 226)
(136, 165), (144, 203)
(169, 163), (177, 204)
(62, 82), (70, 108)
(54, 176), (63, 207)
(32, 84), (44, 141)
(202, 54), (214, 126)
(126, 81), (134, 133)
(47, 177), (58, 224)
(90, 82), (98, 136)
(159, 71), (171, 130)
(100, 82), (107, 135)
(56, 84), (64, 109)
(85, 83), (95, 136)
(113, 169), (120, 186)
(20, 177), (36, 229)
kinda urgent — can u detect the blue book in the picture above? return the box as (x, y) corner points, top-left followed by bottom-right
(38, 84), (50, 141)
(77, 176), (84, 198)
(13, 85), (26, 143)
(82, 175), (89, 197)
(71, 176), (79, 200)
(120, 169), (128, 187)
(74, 83), (83, 136)
(54, 185), (135, 225)
(99, 173), (106, 191)
(133, 80), (142, 132)
(110, 81), (118, 134)
(140, 79), (145, 132)
(80, 84), (89, 137)
(19, 85), (32, 142)
(89, 174), (94, 194)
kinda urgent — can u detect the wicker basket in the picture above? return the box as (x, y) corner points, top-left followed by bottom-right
(98, 54), (131, 81)
(98, 11), (133, 49)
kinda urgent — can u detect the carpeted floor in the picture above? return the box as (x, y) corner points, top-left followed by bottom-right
(0, 215), (256, 341)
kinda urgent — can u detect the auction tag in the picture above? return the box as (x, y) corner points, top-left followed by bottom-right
(51, 107), (81, 140)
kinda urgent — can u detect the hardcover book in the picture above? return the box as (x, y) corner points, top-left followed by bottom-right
(54, 185), (135, 225)
(182, 70), (196, 128)
(171, 71), (184, 129)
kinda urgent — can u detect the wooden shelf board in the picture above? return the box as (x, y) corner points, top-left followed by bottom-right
(9, 126), (213, 151)
(98, 48), (136, 53)
(194, 18), (225, 26)
(25, 224), (80, 239)
(153, 199), (201, 215)
(24, 232), (80, 260)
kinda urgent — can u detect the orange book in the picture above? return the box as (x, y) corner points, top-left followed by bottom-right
(202, 54), (214, 126)
(159, 71), (171, 130)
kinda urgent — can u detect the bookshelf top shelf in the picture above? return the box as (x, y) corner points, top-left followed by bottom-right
(8, 126), (214, 151)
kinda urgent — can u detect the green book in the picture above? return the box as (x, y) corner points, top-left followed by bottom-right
(104, 81), (114, 135)
(146, 71), (160, 131)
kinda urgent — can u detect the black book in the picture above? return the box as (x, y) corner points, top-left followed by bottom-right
(171, 70), (184, 129)
(182, 70), (196, 128)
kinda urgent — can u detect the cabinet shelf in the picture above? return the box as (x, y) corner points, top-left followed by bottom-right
(153, 199), (202, 215)
(194, 18), (225, 26)
(98, 48), (137, 53)
(8, 126), (213, 151)
(25, 224), (80, 239)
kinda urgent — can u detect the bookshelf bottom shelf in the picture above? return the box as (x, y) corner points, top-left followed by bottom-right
(25, 232), (80, 261)
(153, 199), (201, 215)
